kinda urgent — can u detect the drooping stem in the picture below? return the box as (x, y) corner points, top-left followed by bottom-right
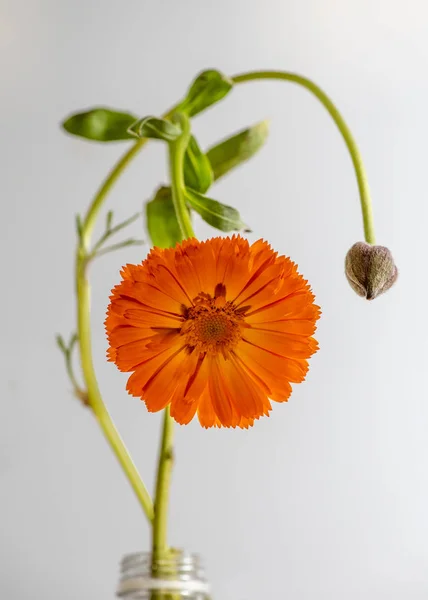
(232, 70), (376, 244)
(75, 137), (154, 523)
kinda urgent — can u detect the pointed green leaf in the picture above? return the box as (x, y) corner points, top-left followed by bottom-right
(206, 120), (269, 180)
(127, 116), (182, 141)
(62, 108), (137, 142)
(183, 136), (214, 193)
(56, 334), (67, 354)
(105, 210), (114, 232)
(146, 187), (183, 248)
(185, 188), (248, 233)
(179, 70), (233, 117)
(105, 212), (141, 237)
(69, 332), (78, 348)
(94, 238), (145, 258)
(91, 212), (141, 255)
(75, 214), (83, 240)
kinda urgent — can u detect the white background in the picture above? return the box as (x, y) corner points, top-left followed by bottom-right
(1, 1), (427, 598)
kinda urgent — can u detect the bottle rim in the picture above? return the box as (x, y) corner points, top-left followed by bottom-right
(117, 550), (210, 597)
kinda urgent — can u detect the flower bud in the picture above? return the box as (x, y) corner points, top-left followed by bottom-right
(345, 242), (398, 300)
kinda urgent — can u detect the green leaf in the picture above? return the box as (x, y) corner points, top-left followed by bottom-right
(127, 116), (182, 141)
(146, 187), (183, 248)
(94, 238), (145, 258)
(179, 70), (233, 117)
(69, 333), (78, 350)
(184, 188), (248, 233)
(75, 214), (83, 240)
(56, 334), (67, 354)
(183, 136), (213, 193)
(206, 120), (269, 181)
(91, 212), (141, 255)
(105, 210), (114, 232)
(62, 108), (137, 142)
(104, 212), (141, 238)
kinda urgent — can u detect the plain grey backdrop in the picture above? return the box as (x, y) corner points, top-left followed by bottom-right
(1, 1), (427, 598)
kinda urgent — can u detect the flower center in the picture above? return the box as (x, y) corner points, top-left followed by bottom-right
(182, 290), (244, 354)
(194, 311), (234, 343)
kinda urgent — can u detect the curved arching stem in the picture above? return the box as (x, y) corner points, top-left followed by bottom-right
(232, 70), (376, 245)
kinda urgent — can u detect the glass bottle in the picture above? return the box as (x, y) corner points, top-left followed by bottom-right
(116, 551), (211, 599)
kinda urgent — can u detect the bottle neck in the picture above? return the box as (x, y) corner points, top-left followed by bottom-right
(117, 551), (210, 598)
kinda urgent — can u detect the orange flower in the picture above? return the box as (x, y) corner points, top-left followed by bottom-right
(105, 235), (320, 428)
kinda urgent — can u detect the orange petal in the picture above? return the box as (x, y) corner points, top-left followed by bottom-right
(150, 263), (193, 306)
(221, 355), (267, 419)
(241, 273), (309, 314)
(215, 237), (249, 295)
(250, 319), (318, 336)
(248, 239), (277, 273)
(219, 240), (252, 301)
(182, 239), (218, 295)
(173, 252), (203, 300)
(113, 280), (185, 315)
(234, 261), (285, 307)
(143, 347), (189, 412)
(197, 390), (220, 428)
(169, 350), (209, 425)
(208, 357), (241, 427)
(169, 359), (201, 425)
(108, 325), (154, 348)
(233, 349), (292, 403)
(243, 328), (319, 359)
(170, 394), (199, 425)
(237, 339), (310, 384)
(126, 343), (184, 396)
(183, 353), (209, 401)
(246, 292), (317, 323)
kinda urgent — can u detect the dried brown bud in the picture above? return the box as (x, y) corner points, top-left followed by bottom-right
(345, 242), (398, 300)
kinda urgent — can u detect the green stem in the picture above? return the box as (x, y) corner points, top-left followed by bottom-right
(81, 139), (148, 249)
(74, 105), (177, 521)
(152, 406), (175, 559)
(168, 113), (195, 239)
(64, 351), (87, 403)
(151, 113), (195, 562)
(81, 102), (176, 246)
(76, 256), (154, 522)
(232, 70), (376, 244)
(75, 137), (154, 522)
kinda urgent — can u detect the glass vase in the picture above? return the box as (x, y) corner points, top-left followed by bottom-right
(116, 551), (211, 599)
